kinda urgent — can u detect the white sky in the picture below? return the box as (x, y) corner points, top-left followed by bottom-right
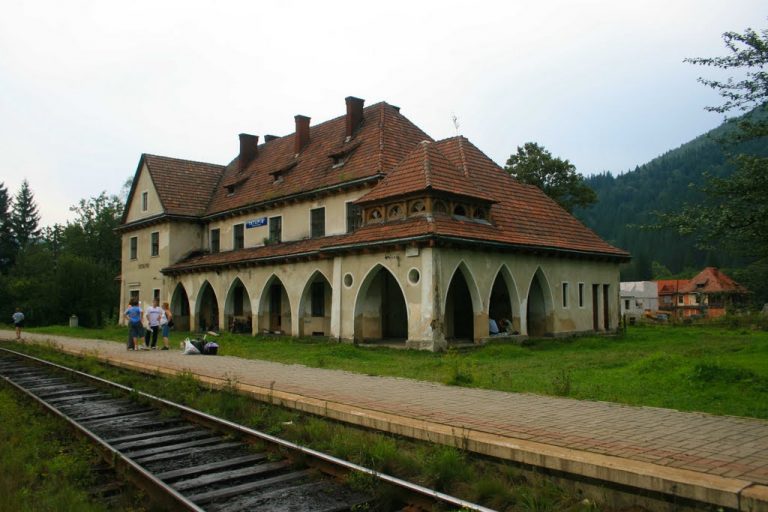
(0, 0), (764, 226)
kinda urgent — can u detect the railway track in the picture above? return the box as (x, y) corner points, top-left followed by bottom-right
(0, 347), (494, 512)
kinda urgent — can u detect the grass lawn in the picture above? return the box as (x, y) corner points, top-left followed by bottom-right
(15, 322), (768, 419)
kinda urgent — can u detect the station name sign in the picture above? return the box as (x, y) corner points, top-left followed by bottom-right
(245, 217), (267, 229)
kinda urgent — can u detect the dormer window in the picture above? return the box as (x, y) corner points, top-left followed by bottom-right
(226, 185), (236, 196)
(331, 155), (347, 168)
(453, 204), (467, 217)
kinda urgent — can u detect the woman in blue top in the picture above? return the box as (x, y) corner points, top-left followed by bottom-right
(124, 298), (143, 350)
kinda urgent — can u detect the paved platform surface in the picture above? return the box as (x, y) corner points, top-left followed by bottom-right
(2, 331), (767, 510)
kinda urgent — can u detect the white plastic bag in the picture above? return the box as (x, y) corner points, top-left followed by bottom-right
(182, 338), (201, 355)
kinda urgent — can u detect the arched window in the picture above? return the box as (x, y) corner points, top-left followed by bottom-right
(433, 201), (448, 214)
(453, 204), (467, 217)
(368, 208), (383, 221)
(473, 207), (487, 220)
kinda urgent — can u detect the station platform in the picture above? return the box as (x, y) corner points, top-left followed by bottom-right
(2, 330), (767, 511)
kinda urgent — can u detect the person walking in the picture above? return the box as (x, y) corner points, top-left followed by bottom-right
(12, 308), (24, 340)
(145, 299), (164, 350)
(124, 298), (143, 350)
(160, 302), (173, 350)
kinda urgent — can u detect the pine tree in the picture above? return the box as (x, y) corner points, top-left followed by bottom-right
(0, 182), (15, 271)
(11, 179), (41, 249)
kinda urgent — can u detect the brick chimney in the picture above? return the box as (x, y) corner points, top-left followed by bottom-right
(238, 133), (259, 171)
(345, 96), (365, 137)
(294, 115), (310, 154)
(264, 134), (279, 143)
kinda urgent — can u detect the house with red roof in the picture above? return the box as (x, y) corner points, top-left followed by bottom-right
(657, 267), (748, 320)
(118, 97), (629, 350)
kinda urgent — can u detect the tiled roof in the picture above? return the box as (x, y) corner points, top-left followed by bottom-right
(680, 267), (748, 294)
(131, 98), (629, 267)
(143, 154), (226, 217)
(204, 102), (431, 216)
(656, 279), (690, 295)
(164, 237), (335, 272)
(356, 140), (495, 204)
(430, 137), (628, 257)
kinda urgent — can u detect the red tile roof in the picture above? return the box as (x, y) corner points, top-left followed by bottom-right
(356, 140), (495, 204)
(204, 102), (431, 217)
(142, 154), (225, 217)
(656, 279), (690, 295)
(680, 267), (748, 294)
(429, 137), (627, 257)
(125, 98), (629, 271)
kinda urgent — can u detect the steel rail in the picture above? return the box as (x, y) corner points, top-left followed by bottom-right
(0, 347), (495, 512)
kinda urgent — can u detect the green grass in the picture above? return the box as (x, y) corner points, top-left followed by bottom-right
(4, 343), (600, 511)
(12, 322), (768, 418)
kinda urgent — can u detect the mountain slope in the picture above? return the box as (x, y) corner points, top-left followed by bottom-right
(574, 116), (767, 279)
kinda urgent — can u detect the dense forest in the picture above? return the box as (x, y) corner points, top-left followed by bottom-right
(0, 182), (123, 328)
(574, 113), (768, 303)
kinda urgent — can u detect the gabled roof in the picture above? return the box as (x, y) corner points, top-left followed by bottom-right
(429, 137), (628, 257)
(355, 139), (495, 204)
(124, 98), (629, 266)
(122, 154), (226, 223)
(204, 102), (431, 216)
(680, 267), (748, 294)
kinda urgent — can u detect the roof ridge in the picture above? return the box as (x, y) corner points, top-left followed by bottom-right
(144, 153), (225, 168)
(457, 136), (469, 178)
(422, 141), (433, 187)
(377, 103), (385, 173)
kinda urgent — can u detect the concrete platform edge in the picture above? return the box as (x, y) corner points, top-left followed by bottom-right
(8, 336), (767, 512)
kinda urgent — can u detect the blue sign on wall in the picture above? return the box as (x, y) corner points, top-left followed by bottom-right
(245, 217), (267, 229)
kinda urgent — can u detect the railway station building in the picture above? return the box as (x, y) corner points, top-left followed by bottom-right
(118, 97), (629, 351)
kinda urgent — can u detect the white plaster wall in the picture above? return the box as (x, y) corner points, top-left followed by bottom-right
(124, 163), (163, 223)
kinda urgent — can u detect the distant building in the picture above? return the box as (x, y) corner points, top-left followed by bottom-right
(657, 267), (748, 320)
(117, 97), (629, 350)
(620, 281), (658, 319)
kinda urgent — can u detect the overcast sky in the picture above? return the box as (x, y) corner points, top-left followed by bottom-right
(0, 1), (764, 227)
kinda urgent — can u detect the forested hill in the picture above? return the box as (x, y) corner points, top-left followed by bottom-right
(573, 116), (767, 280)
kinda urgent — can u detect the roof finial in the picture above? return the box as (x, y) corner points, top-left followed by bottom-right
(451, 112), (460, 136)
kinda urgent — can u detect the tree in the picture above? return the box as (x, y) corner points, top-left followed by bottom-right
(63, 192), (124, 266)
(0, 182), (14, 272)
(10, 179), (41, 249)
(504, 142), (597, 213)
(664, 25), (768, 260)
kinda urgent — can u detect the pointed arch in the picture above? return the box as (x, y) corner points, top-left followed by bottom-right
(170, 282), (190, 332)
(488, 264), (521, 334)
(353, 264), (408, 342)
(443, 261), (482, 341)
(195, 280), (220, 332)
(298, 269), (332, 337)
(224, 277), (252, 333)
(257, 274), (292, 335)
(526, 267), (554, 337)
